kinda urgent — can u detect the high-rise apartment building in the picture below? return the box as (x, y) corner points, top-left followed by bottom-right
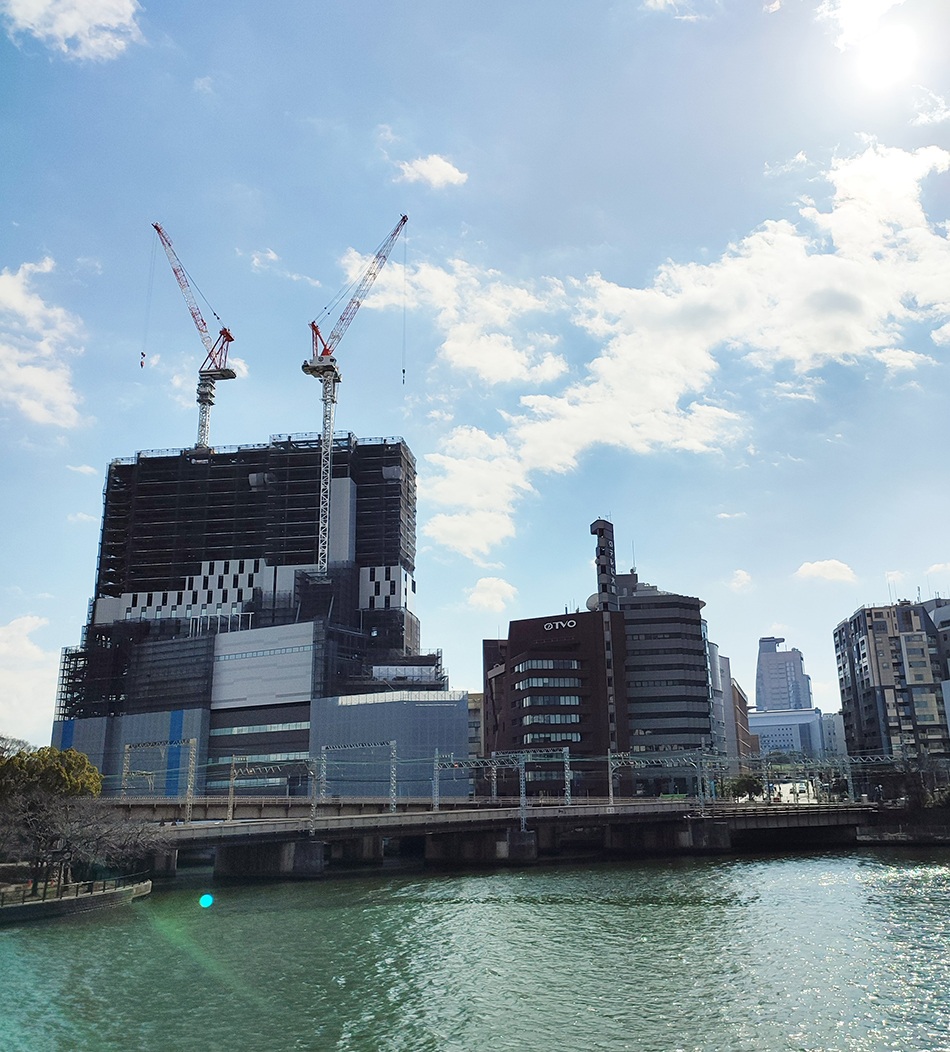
(834, 599), (950, 760)
(755, 636), (814, 711)
(53, 432), (467, 796)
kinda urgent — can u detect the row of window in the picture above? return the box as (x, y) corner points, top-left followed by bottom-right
(515, 677), (582, 689)
(130, 586), (252, 610)
(522, 733), (582, 744)
(519, 695), (581, 708)
(213, 751), (310, 765)
(209, 721), (310, 737)
(206, 559), (261, 576)
(512, 659), (580, 673)
(215, 644), (314, 662)
(206, 776), (285, 789)
(521, 713), (581, 726)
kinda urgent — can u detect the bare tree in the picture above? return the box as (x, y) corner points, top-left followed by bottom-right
(0, 741), (166, 893)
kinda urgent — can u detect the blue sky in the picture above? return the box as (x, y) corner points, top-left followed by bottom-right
(3, 0), (950, 745)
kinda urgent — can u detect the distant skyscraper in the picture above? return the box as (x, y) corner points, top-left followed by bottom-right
(755, 636), (813, 711)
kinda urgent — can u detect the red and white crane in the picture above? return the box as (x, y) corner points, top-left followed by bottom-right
(302, 214), (408, 575)
(152, 222), (236, 450)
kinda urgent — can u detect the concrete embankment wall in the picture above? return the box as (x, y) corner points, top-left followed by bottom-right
(0, 881), (151, 926)
(860, 809), (950, 845)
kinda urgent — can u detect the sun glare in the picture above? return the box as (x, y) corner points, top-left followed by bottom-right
(852, 24), (918, 90)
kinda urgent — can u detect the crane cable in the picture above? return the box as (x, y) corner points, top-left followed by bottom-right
(141, 233), (157, 368)
(401, 230), (408, 385)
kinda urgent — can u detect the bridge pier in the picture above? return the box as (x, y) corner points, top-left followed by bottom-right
(683, 817), (732, 853)
(151, 850), (179, 877)
(327, 836), (385, 867)
(425, 826), (538, 866)
(213, 839), (326, 879)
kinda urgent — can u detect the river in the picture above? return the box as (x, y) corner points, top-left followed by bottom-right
(2, 849), (950, 1051)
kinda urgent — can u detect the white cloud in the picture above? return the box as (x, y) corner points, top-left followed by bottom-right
(408, 141), (950, 561)
(816, 0), (907, 50)
(424, 508), (517, 562)
(466, 577), (518, 612)
(764, 151), (808, 177)
(193, 76), (214, 96)
(66, 463), (97, 475)
(926, 563), (950, 575)
(0, 257), (85, 427)
(0, 615), (58, 747)
(395, 154), (468, 189)
(361, 256), (569, 385)
(66, 512), (97, 523)
(885, 569), (906, 584)
(248, 247), (320, 287)
(421, 427), (534, 560)
(717, 511), (746, 520)
(913, 88), (950, 127)
(1, 0), (143, 61)
(641, 0), (703, 19)
(729, 569), (753, 592)
(794, 559), (857, 583)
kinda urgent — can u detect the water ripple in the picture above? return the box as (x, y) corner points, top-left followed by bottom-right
(3, 851), (950, 1051)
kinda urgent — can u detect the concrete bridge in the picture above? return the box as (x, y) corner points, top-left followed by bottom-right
(131, 797), (879, 880)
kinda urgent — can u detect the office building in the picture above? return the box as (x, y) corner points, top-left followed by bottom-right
(720, 656), (755, 771)
(747, 707), (825, 758)
(484, 519), (721, 796)
(52, 432), (467, 797)
(755, 637), (814, 711)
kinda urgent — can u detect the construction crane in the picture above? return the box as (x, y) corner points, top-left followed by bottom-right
(302, 214), (408, 576)
(152, 222), (236, 450)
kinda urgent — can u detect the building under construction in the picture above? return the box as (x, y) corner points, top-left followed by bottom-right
(53, 432), (468, 798)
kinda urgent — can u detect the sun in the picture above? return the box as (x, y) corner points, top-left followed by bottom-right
(852, 24), (918, 90)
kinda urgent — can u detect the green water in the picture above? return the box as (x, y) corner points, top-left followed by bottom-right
(2, 851), (950, 1051)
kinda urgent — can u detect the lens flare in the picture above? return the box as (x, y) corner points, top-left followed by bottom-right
(199, 893), (214, 908)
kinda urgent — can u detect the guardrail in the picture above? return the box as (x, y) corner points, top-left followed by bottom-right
(0, 872), (151, 909)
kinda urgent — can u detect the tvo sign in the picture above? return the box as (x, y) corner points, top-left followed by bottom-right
(543, 619), (577, 631)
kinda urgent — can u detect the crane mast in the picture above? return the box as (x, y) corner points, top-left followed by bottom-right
(152, 222), (236, 449)
(303, 214), (408, 576)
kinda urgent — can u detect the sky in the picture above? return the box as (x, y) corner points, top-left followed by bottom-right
(2, 0), (950, 747)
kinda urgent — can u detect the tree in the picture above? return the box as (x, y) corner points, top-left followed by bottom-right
(726, 775), (764, 802)
(0, 743), (161, 893)
(0, 746), (102, 799)
(0, 735), (32, 760)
